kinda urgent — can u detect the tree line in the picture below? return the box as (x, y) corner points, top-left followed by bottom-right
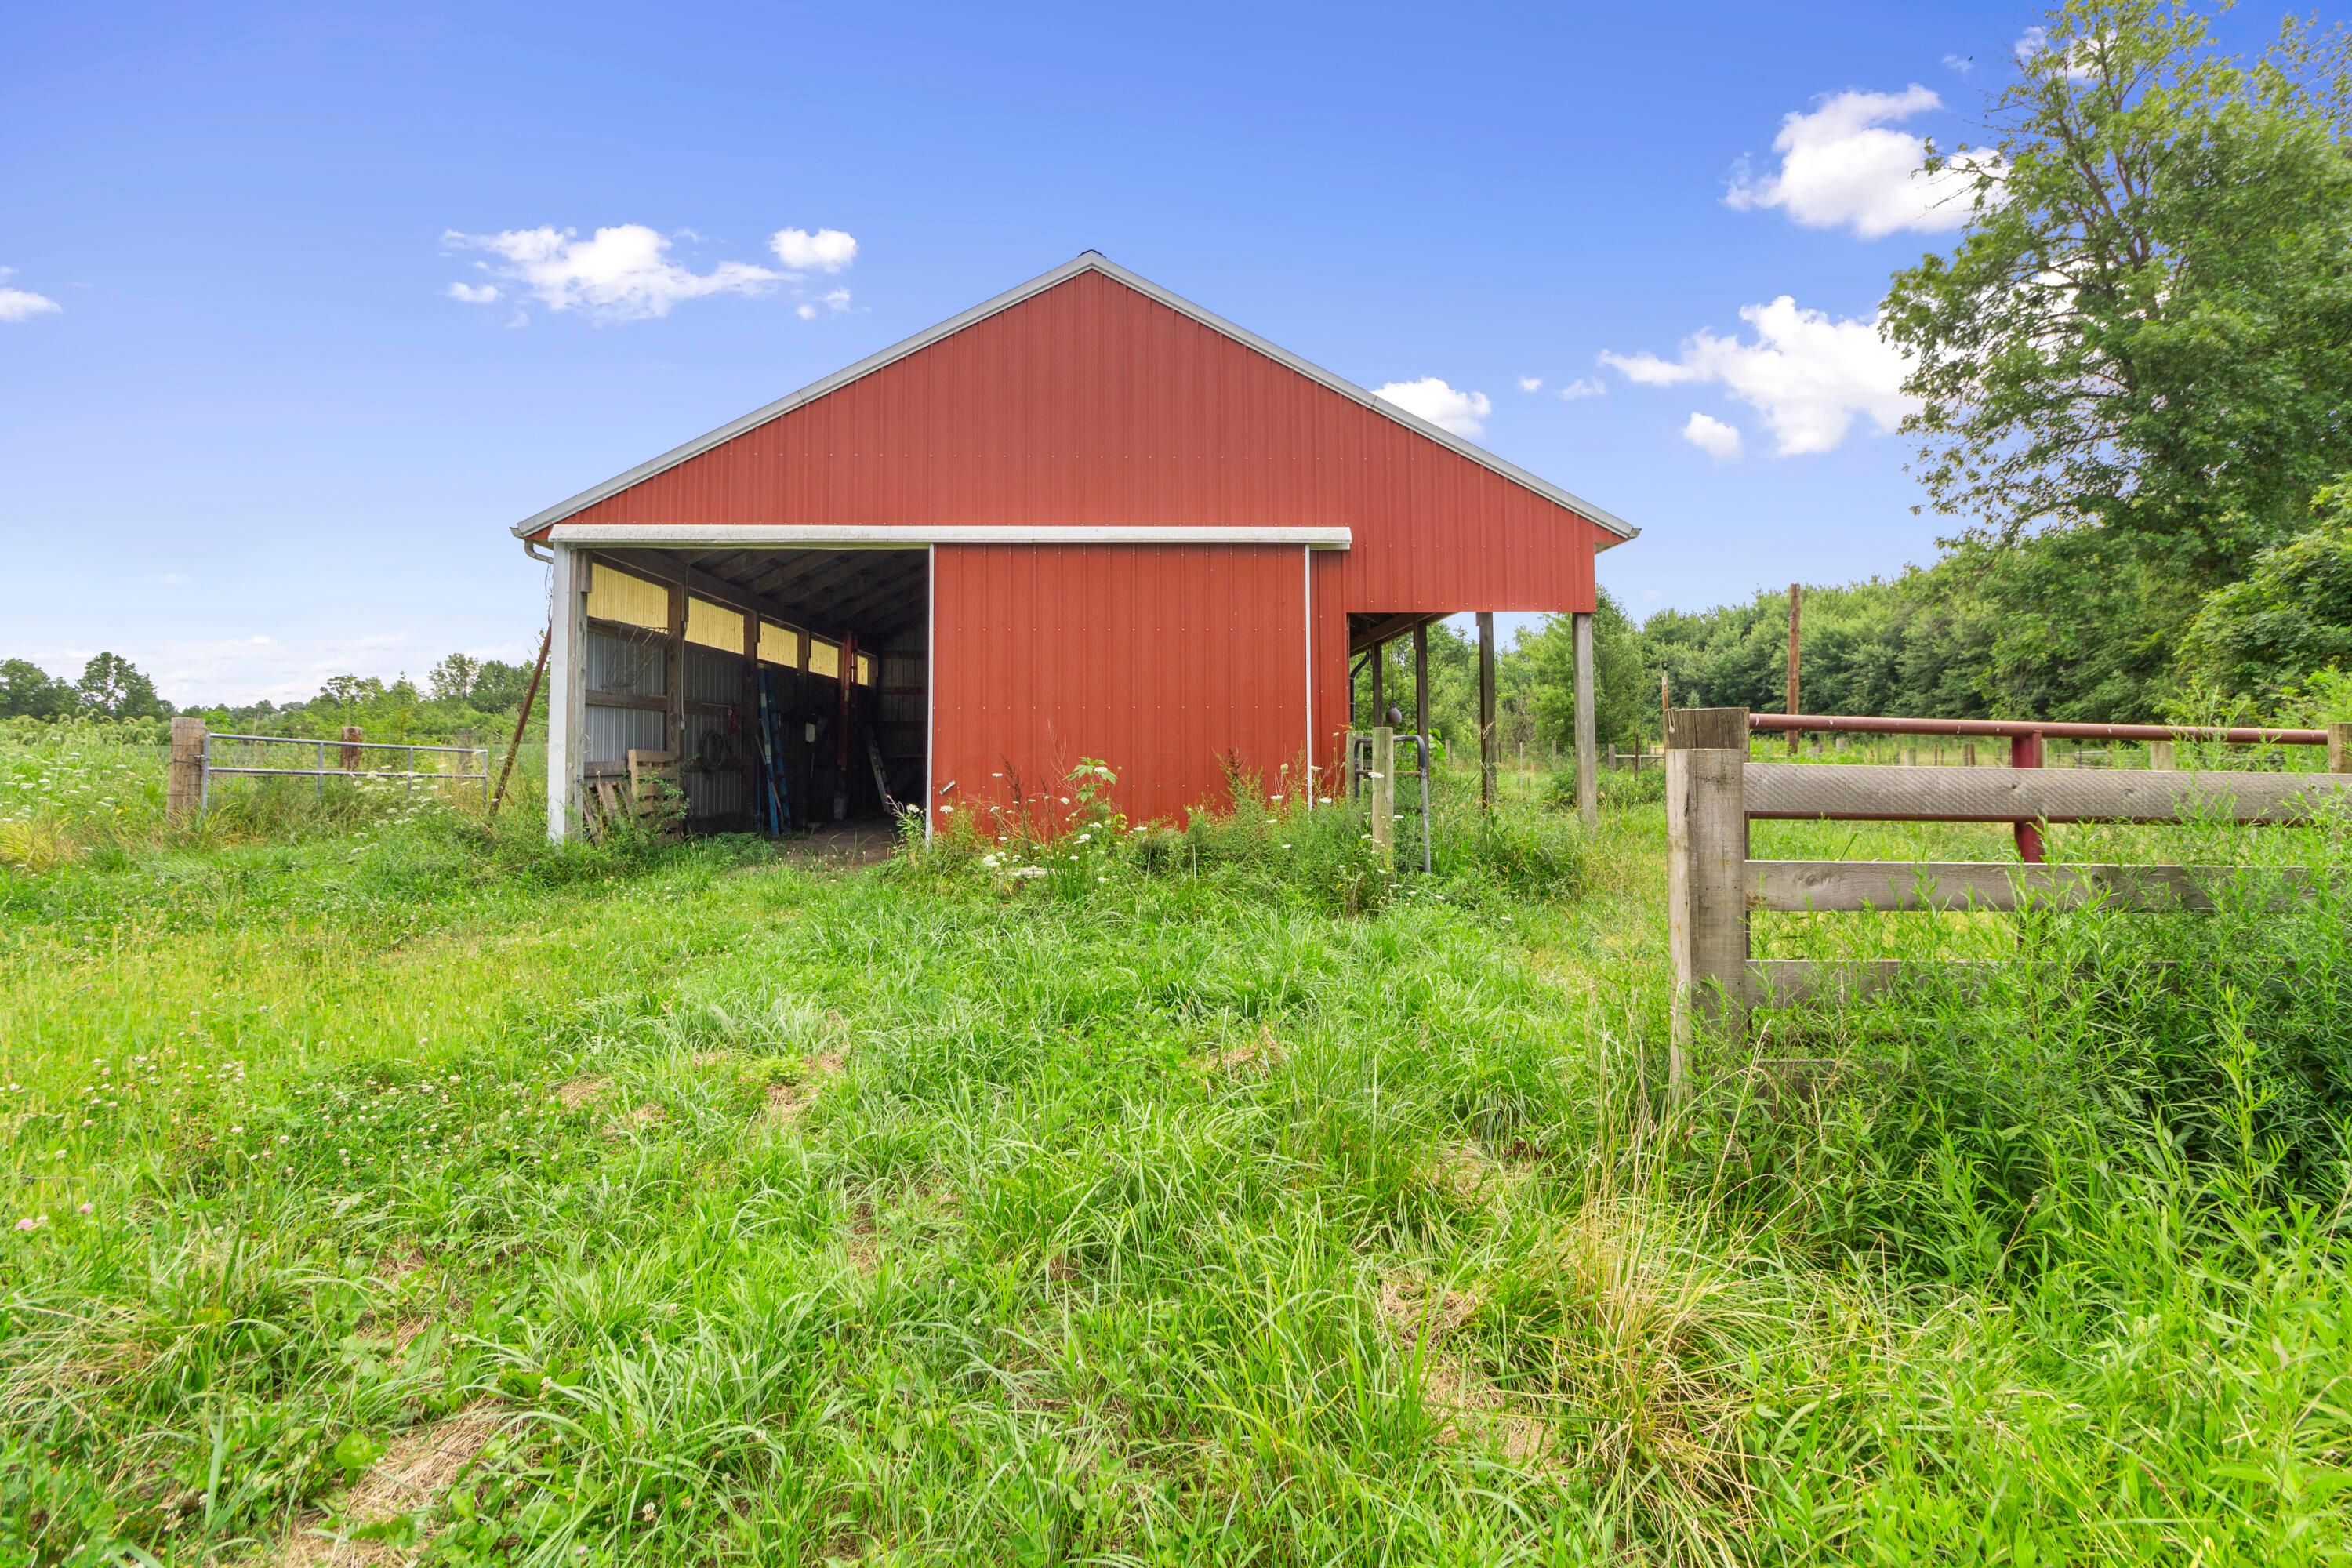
(0, 651), (546, 744)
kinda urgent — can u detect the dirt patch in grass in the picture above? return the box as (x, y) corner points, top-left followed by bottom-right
(1376, 1266), (1549, 1465)
(602, 1102), (668, 1137)
(1196, 1025), (1284, 1076)
(555, 1075), (609, 1111)
(1424, 1140), (1537, 1211)
(277, 1406), (507, 1566)
(844, 1203), (881, 1278)
(763, 1051), (846, 1127)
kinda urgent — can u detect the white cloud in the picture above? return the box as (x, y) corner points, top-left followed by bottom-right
(2016, 25), (2103, 80)
(1682, 412), (1742, 460)
(1556, 376), (1606, 401)
(445, 281), (500, 304)
(795, 303), (818, 321)
(1517, 376), (1544, 393)
(1725, 85), (1994, 238)
(769, 227), (858, 272)
(1371, 377), (1494, 437)
(441, 225), (782, 321)
(1601, 296), (1915, 456)
(1943, 53), (1973, 74)
(820, 287), (851, 313)
(0, 267), (62, 323)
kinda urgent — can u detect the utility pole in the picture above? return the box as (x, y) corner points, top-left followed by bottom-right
(1785, 582), (1802, 755)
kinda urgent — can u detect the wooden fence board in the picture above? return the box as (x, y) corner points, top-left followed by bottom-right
(1748, 859), (2319, 913)
(1744, 762), (2352, 824)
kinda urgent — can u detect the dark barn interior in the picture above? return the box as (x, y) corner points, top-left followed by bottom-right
(574, 545), (928, 835)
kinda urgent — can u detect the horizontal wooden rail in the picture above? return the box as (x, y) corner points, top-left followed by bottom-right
(1744, 761), (2352, 825)
(1748, 959), (2001, 1007)
(1663, 706), (2352, 1098)
(1748, 859), (2321, 914)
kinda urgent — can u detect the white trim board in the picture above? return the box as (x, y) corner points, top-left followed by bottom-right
(547, 524), (1352, 549)
(513, 252), (1636, 544)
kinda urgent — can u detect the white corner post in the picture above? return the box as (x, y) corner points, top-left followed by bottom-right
(1573, 609), (1598, 826)
(546, 543), (588, 840)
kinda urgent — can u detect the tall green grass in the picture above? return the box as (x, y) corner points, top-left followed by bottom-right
(2, 753), (2347, 1564)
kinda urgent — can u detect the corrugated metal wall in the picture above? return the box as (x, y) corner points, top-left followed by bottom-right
(680, 645), (746, 822)
(553, 268), (1600, 615)
(585, 705), (663, 766)
(931, 543), (1308, 829)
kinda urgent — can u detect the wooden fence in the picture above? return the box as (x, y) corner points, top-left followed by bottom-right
(1664, 706), (2352, 1093)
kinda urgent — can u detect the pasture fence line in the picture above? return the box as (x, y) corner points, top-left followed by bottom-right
(165, 717), (488, 819)
(1664, 706), (2352, 1097)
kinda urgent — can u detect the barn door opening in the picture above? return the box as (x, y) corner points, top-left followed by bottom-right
(572, 545), (929, 839)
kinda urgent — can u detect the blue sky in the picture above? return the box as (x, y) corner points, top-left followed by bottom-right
(0, 2), (2283, 702)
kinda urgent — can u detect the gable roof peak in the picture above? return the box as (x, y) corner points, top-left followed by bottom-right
(513, 251), (1635, 542)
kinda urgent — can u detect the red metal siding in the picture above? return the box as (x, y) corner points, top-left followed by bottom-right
(931, 543), (1312, 829)
(559, 268), (1601, 615)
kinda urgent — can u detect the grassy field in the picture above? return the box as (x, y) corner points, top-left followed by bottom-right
(4, 740), (2350, 1566)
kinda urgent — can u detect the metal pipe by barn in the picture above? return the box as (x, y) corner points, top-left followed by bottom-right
(516, 253), (1639, 837)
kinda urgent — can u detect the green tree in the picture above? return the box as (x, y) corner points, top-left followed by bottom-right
(427, 652), (481, 702)
(1520, 591), (1655, 752)
(74, 652), (169, 719)
(1884, 0), (2352, 711)
(1890, 0), (2352, 579)
(2184, 481), (2352, 696)
(0, 659), (75, 719)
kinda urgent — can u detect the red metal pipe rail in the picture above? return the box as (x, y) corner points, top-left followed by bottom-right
(1750, 713), (2329, 746)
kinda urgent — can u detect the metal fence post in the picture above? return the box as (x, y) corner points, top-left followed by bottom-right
(2012, 731), (2045, 862)
(1665, 706), (1750, 1098)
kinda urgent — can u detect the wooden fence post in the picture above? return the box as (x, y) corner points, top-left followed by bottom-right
(2151, 738), (2175, 771)
(1477, 611), (1497, 811)
(1367, 726), (1396, 863)
(1665, 706), (1750, 1097)
(1573, 610), (1598, 826)
(167, 717), (207, 822)
(2330, 723), (2351, 774)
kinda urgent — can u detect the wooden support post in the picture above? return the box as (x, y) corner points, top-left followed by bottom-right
(1367, 726), (1396, 862)
(2151, 738), (2175, 771)
(836, 631), (855, 822)
(1573, 609), (1598, 826)
(1478, 611), (1497, 811)
(742, 606), (761, 829)
(1785, 583), (1802, 754)
(167, 717), (206, 822)
(1900, 746), (1918, 768)
(546, 542), (587, 840)
(795, 627), (812, 830)
(2329, 723), (2352, 774)
(1962, 741), (1977, 768)
(1412, 623), (1430, 750)
(339, 724), (363, 771)
(1665, 706), (1750, 1097)
(662, 580), (687, 762)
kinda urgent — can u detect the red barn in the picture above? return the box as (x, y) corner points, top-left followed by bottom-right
(514, 253), (1636, 840)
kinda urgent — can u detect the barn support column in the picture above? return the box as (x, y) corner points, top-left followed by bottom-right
(546, 542), (588, 841)
(1412, 623), (1430, 748)
(1573, 610), (1597, 826)
(1478, 611), (1497, 811)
